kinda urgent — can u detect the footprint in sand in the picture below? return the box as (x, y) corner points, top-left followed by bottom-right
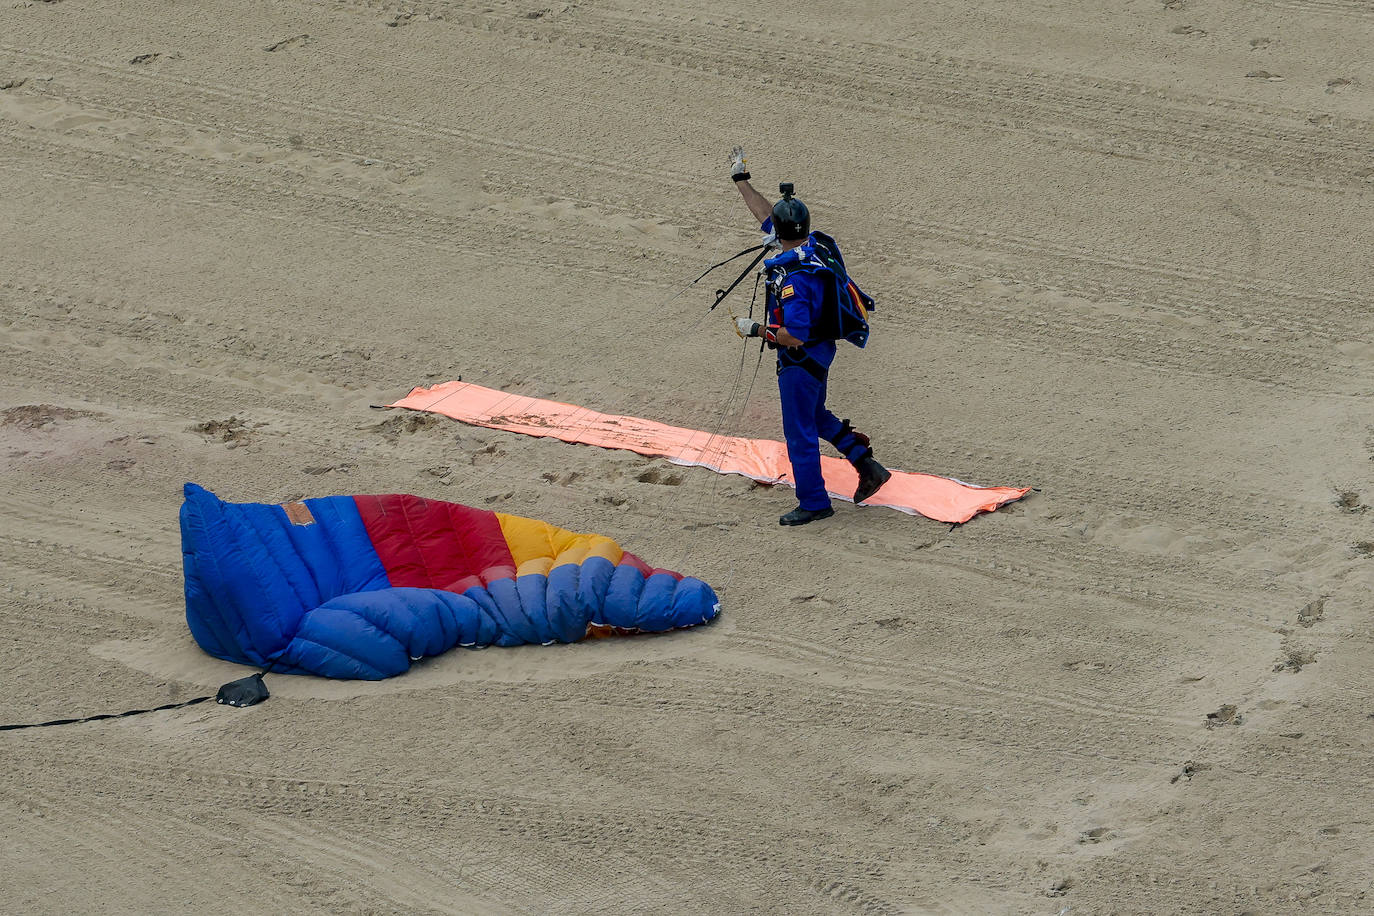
(128, 52), (179, 65)
(636, 467), (684, 486)
(421, 464), (453, 480)
(1273, 641), (1316, 673)
(2, 404), (95, 429)
(1205, 704), (1243, 728)
(469, 442), (504, 466)
(265, 34), (312, 53)
(1045, 877), (1074, 898)
(1333, 489), (1367, 513)
(385, 11), (443, 27)
(368, 413), (441, 443)
(1078, 827), (1112, 845)
(304, 463), (355, 476)
(1170, 760), (1211, 783)
(191, 416), (253, 447)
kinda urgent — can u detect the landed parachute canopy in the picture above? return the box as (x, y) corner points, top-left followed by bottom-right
(388, 381), (1030, 524)
(180, 483), (720, 679)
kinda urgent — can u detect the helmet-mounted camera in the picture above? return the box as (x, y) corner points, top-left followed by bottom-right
(771, 181), (810, 241)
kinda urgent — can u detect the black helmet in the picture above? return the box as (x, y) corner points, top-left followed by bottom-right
(771, 181), (810, 241)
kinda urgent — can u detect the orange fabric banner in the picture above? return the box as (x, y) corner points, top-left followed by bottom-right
(389, 381), (1030, 524)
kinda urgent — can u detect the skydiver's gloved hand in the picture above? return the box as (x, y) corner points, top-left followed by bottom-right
(735, 316), (761, 338)
(729, 146), (751, 183)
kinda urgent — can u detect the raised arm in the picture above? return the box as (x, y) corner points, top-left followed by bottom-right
(735, 178), (774, 226)
(729, 147), (775, 226)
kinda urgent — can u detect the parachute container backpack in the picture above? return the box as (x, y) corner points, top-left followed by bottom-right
(804, 230), (874, 347)
(764, 185), (876, 348)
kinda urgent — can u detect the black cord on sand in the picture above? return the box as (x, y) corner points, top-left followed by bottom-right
(1, 671), (272, 732)
(0, 695), (215, 732)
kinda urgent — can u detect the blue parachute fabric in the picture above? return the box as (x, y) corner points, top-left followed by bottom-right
(180, 484), (720, 679)
(181, 484), (390, 671)
(278, 588), (493, 679)
(764, 230), (874, 348)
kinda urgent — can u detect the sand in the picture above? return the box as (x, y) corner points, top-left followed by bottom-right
(3, 1), (1373, 913)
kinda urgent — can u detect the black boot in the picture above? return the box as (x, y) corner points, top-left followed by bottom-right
(853, 454), (891, 504)
(779, 505), (835, 526)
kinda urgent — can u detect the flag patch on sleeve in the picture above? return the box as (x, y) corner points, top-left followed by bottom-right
(780, 284), (794, 299)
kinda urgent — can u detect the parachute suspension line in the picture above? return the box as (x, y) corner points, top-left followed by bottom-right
(573, 241), (769, 339)
(701, 271), (763, 462)
(671, 341), (751, 570)
(666, 264), (762, 515)
(570, 241), (764, 338)
(616, 261), (763, 574)
(444, 377), (706, 572)
(674, 308), (768, 572)
(471, 242), (775, 568)
(582, 238), (771, 564)
(689, 269), (764, 519)
(677, 341), (766, 575)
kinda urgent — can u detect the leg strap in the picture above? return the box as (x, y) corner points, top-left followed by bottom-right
(829, 418), (873, 462)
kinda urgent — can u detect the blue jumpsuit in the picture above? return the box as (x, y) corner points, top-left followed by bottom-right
(761, 226), (871, 512)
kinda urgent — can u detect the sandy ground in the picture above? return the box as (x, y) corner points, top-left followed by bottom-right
(3, 1), (1374, 913)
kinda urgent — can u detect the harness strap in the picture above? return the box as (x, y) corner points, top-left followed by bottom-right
(776, 348), (828, 382)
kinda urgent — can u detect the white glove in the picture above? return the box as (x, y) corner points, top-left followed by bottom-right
(735, 316), (760, 338)
(729, 146), (750, 182)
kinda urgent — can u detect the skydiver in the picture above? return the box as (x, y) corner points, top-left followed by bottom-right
(726, 147), (891, 526)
